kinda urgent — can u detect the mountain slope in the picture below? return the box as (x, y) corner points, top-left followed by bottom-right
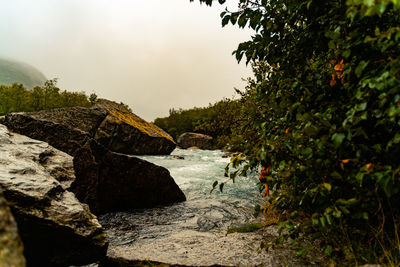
(0, 58), (47, 88)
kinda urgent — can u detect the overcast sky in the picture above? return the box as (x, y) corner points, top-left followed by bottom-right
(0, 0), (252, 121)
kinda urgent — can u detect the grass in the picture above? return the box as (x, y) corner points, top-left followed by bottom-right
(227, 223), (263, 234)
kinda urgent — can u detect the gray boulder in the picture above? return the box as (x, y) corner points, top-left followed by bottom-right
(1, 110), (92, 156)
(0, 189), (26, 267)
(2, 99), (176, 156)
(177, 132), (213, 150)
(1, 100), (186, 215)
(72, 139), (186, 214)
(0, 125), (108, 266)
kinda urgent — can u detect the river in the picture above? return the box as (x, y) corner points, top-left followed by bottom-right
(98, 149), (320, 266)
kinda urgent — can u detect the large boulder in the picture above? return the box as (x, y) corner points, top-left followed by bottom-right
(0, 189), (26, 267)
(1, 110), (93, 156)
(72, 139), (186, 214)
(0, 125), (108, 266)
(94, 99), (176, 155)
(177, 132), (213, 150)
(1, 100), (185, 215)
(2, 99), (175, 156)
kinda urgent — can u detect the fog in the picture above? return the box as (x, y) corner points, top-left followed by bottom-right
(0, 0), (252, 121)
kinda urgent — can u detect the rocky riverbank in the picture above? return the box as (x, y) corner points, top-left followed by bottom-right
(99, 149), (327, 267)
(0, 101), (185, 266)
(0, 124), (107, 266)
(0, 101), (325, 266)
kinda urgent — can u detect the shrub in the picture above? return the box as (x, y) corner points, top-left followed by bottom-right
(194, 0), (400, 264)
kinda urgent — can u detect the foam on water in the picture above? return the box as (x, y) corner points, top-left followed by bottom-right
(99, 149), (281, 266)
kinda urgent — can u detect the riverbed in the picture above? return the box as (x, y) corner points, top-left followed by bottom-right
(99, 149), (322, 266)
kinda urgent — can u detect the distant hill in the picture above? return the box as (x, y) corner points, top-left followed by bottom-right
(0, 58), (47, 88)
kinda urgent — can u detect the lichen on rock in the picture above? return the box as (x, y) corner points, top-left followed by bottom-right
(2, 99), (176, 155)
(95, 99), (174, 143)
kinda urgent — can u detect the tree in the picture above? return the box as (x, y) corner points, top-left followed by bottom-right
(0, 79), (94, 115)
(192, 0), (400, 264)
(89, 93), (98, 105)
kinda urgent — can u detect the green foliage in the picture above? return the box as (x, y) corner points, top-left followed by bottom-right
(192, 0), (400, 264)
(154, 106), (213, 141)
(227, 223), (263, 234)
(0, 79), (93, 115)
(154, 97), (257, 150)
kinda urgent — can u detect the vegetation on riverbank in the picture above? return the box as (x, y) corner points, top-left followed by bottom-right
(227, 223), (263, 234)
(154, 98), (255, 151)
(190, 0), (400, 265)
(0, 79), (97, 115)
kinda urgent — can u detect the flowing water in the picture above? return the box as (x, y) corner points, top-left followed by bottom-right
(99, 149), (319, 266)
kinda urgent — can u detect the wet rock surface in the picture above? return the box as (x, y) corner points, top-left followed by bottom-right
(99, 203), (324, 267)
(0, 125), (108, 266)
(104, 228), (322, 267)
(177, 132), (213, 150)
(0, 189), (26, 267)
(2, 99), (176, 156)
(72, 139), (186, 214)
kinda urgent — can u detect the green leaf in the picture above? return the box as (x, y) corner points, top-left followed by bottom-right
(324, 245), (333, 256)
(219, 183), (225, 192)
(393, 133), (400, 144)
(336, 198), (358, 206)
(356, 172), (364, 186)
(307, 0), (313, 9)
(222, 15), (231, 27)
(332, 133), (345, 148)
(356, 102), (367, 111)
(363, 0), (374, 7)
(238, 15), (247, 28)
(355, 61), (369, 77)
(376, 2), (388, 15)
(301, 147), (313, 159)
(342, 49), (351, 58)
(279, 160), (285, 171)
(323, 183), (332, 191)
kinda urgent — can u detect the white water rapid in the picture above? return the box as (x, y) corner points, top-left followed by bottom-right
(98, 149), (322, 266)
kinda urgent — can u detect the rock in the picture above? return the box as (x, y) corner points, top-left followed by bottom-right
(2, 99), (176, 156)
(1, 100), (185, 214)
(1, 110), (92, 156)
(0, 189), (26, 267)
(94, 99), (176, 155)
(0, 125), (108, 266)
(177, 132), (213, 150)
(101, 257), (189, 267)
(72, 139), (186, 214)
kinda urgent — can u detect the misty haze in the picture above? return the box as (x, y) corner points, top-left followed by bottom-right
(0, 0), (251, 121)
(1, 0), (397, 266)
